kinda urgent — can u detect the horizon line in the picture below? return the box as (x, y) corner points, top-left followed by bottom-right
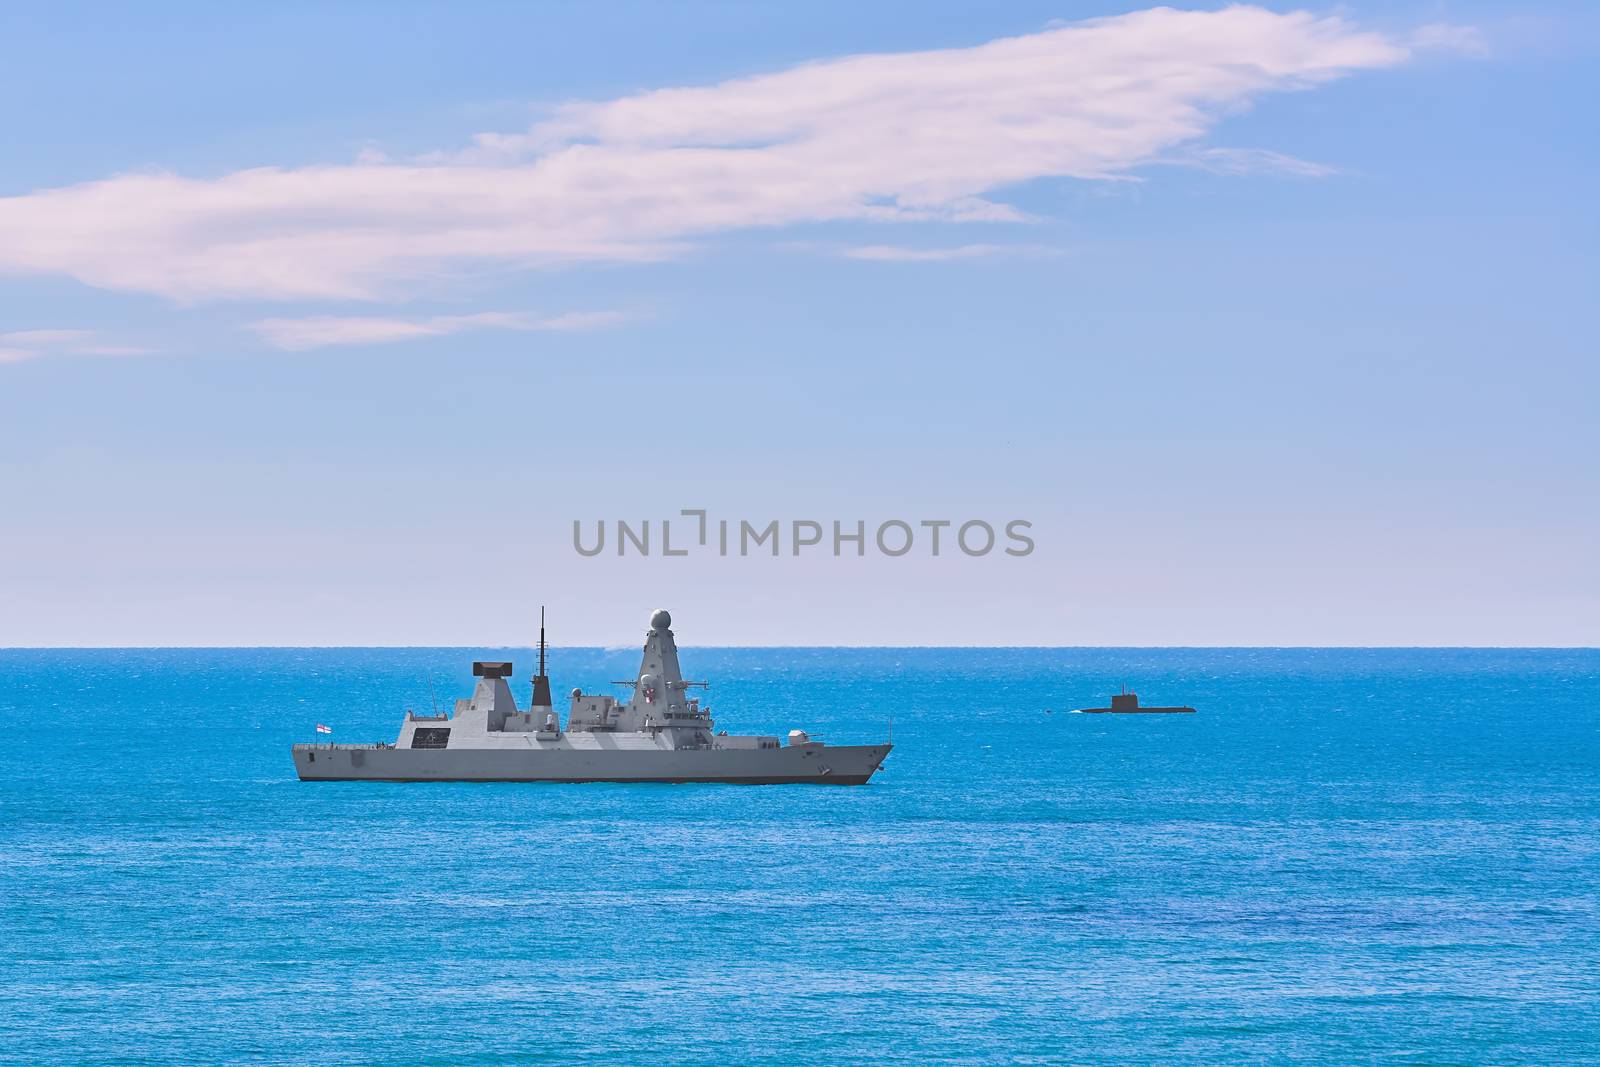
(3, 643), (1596, 652)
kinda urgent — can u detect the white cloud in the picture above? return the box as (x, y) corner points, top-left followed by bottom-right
(73, 345), (152, 357)
(1170, 146), (1338, 177)
(1410, 23), (1488, 57)
(840, 243), (1061, 262)
(0, 7), (1462, 303)
(248, 309), (630, 350)
(0, 330), (151, 365)
(1, 329), (93, 346)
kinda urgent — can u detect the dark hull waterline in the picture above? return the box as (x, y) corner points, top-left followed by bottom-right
(297, 775), (875, 785)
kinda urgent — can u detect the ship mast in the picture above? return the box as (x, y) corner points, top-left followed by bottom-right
(530, 605), (553, 710)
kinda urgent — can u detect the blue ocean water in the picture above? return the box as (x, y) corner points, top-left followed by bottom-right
(2, 647), (1597, 1065)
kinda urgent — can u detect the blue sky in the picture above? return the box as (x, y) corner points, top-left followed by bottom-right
(0, 2), (1595, 646)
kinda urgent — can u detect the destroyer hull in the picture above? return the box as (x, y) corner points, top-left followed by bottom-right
(293, 742), (891, 785)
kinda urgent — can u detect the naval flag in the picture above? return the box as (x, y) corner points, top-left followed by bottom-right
(315, 723), (333, 734)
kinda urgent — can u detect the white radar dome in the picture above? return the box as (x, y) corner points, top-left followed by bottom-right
(650, 608), (672, 630)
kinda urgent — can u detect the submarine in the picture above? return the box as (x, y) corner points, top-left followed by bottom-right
(1076, 686), (1195, 714)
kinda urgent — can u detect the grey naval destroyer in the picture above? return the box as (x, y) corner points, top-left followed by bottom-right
(293, 609), (891, 784)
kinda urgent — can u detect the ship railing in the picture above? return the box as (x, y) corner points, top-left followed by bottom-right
(291, 742), (396, 751)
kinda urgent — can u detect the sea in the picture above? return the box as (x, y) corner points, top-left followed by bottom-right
(2, 647), (1597, 1065)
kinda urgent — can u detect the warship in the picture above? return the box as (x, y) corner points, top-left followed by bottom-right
(292, 609), (892, 784)
(1076, 686), (1195, 714)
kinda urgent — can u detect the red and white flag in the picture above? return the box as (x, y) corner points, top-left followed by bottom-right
(315, 723), (332, 734)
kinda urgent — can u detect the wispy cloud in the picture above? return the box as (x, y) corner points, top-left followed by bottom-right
(248, 309), (630, 350)
(3, 329), (93, 346)
(1169, 147), (1339, 177)
(840, 243), (1063, 263)
(0, 7), (1466, 303)
(0, 329), (151, 365)
(1410, 23), (1488, 57)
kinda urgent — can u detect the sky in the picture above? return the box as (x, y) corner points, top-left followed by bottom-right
(0, 1), (1595, 647)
